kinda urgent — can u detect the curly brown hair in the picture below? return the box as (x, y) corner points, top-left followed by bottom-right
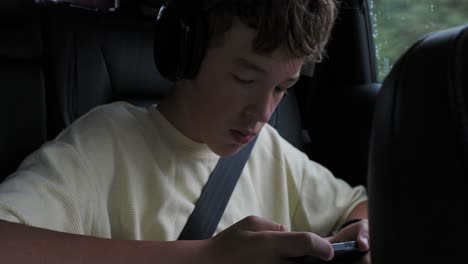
(204, 0), (338, 62)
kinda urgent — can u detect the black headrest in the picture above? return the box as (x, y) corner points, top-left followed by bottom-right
(42, 5), (172, 136)
(0, 0), (41, 59)
(0, 0), (35, 13)
(368, 23), (468, 263)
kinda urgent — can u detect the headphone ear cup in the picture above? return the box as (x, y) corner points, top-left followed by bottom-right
(183, 16), (208, 80)
(154, 6), (182, 81)
(154, 4), (208, 81)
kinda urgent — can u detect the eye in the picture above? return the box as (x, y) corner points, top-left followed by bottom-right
(232, 74), (254, 85)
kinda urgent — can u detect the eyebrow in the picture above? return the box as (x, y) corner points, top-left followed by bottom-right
(233, 57), (300, 84)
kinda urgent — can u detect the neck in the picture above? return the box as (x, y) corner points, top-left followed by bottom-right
(157, 81), (202, 143)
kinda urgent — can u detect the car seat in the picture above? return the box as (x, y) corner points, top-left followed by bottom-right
(0, 1), (47, 181)
(368, 23), (468, 263)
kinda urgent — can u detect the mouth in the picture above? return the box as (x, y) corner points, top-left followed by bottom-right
(229, 129), (256, 144)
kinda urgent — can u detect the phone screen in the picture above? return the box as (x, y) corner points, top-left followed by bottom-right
(332, 241), (359, 254)
(288, 241), (365, 264)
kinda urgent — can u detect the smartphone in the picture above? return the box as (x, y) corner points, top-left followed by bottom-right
(331, 241), (367, 263)
(332, 241), (359, 255)
(289, 241), (362, 263)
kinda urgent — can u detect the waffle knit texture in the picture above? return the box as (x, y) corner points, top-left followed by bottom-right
(0, 102), (367, 240)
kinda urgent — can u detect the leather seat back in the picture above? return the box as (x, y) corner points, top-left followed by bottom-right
(42, 3), (172, 138)
(0, 1), (47, 181)
(368, 24), (468, 263)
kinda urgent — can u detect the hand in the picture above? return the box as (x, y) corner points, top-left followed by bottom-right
(204, 215), (333, 264)
(327, 219), (371, 264)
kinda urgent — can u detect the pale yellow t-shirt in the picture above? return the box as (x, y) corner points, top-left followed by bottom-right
(0, 102), (367, 240)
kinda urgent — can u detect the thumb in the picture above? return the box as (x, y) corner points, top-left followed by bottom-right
(275, 232), (333, 261)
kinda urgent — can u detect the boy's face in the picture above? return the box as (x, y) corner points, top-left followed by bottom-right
(175, 20), (304, 156)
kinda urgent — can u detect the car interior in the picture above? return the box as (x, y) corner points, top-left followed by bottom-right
(0, 0), (380, 188)
(1, 0), (466, 262)
(1, 0), (312, 181)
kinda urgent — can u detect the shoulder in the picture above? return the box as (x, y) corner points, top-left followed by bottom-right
(56, 101), (153, 142)
(252, 124), (334, 180)
(72, 101), (151, 128)
(46, 101), (160, 171)
(255, 123), (308, 162)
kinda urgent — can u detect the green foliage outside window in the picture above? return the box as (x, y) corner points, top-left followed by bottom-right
(370, 0), (468, 81)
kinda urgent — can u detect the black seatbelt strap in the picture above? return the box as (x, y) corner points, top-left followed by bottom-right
(178, 136), (258, 240)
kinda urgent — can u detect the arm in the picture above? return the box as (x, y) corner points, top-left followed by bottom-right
(0, 216), (335, 264)
(345, 200), (368, 221)
(326, 200), (369, 244)
(0, 220), (206, 264)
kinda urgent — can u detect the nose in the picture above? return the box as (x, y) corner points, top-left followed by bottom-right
(245, 91), (276, 123)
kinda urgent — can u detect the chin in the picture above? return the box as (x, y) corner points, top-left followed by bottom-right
(210, 144), (244, 157)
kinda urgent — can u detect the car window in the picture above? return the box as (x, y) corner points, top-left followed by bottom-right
(370, 0), (468, 81)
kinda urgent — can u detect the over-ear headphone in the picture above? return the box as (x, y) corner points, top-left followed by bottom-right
(154, 0), (208, 81)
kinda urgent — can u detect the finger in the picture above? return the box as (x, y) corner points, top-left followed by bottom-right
(357, 234), (370, 252)
(355, 220), (370, 251)
(333, 220), (370, 251)
(234, 215), (288, 232)
(271, 231), (333, 261)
